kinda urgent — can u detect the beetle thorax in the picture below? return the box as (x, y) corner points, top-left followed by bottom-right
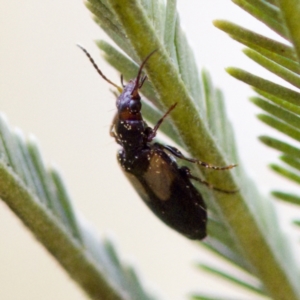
(115, 118), (147, 153)
(115, 80), (148, 152)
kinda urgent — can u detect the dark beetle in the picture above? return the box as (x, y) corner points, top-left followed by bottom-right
(78, 46), (236, 240)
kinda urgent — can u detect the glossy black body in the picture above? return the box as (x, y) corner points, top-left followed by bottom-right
(111, 79), (207, 240)
(78, 46), (211, 240)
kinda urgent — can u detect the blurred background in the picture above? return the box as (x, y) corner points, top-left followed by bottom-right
(0, 1), (293, 299)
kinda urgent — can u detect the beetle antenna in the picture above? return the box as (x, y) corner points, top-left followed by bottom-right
(77, 44), (122, 92)
(131, 49), (157, 99)
(139, 75), (147, 88)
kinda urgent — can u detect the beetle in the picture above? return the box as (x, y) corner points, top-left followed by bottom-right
(78, 45), (236, 240)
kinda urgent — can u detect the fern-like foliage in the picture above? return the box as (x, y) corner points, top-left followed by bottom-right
(211, 0), (300, 299)
(1, 0), (300, 300)
(86, 0), (299, 299)
(0, 113), (157, 300)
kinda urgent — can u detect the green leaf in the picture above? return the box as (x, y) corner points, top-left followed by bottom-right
(280, 154), (300, 171)
(251, 97), (300, 129)
(197, 264), (265, 295)
(259, 136), (300, 157)
(227, 68), (300, 106)
(202, 239), (252, 273)
(272, 191), (300, 205)
(277, 0), (300, 62)
(270, 164), (300, 184)
(232, 0), (286, 38)
(244, 48), (300, 89)
(292, 219), (300, 227)
(253, 90), (300, 115)
(258, 114), (300, 142)
(206, 218), (240, 254)
(214, 20), (297, 60)
(164, 0), (178, 62)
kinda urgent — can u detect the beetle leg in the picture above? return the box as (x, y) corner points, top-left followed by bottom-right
(120, 74), (125, 87)
(147, 103), (177, 141)
(180, 167), (237, 194)
(110, 122), (117, 138)
(159, 144), (237, 170)
(110, 113), (121, 143)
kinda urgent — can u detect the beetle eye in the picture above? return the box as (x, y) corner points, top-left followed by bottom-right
(129, 100), (141, 114)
